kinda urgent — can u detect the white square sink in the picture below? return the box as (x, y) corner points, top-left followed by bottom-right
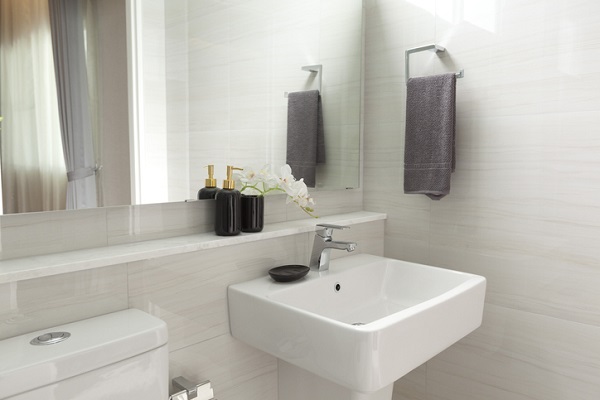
(228, 254), (486, 393)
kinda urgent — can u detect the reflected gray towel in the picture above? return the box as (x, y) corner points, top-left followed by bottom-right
(404, 73), (456, 200)
(286, 90), (325, 188)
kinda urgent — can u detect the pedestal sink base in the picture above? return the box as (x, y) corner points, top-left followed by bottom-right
(278, 361), (394, 400)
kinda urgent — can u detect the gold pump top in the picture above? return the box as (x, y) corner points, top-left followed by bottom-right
(205, 165), (217, 188)
(223, 165), (242, 190)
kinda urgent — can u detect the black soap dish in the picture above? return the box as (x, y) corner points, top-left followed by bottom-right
(268, 265), (310, 282)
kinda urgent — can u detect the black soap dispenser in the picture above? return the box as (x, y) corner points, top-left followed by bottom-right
(215, 165), (242, 236)
(197, 165), (220, 199)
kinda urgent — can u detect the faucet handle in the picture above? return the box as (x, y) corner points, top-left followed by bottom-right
(317, 223), (350, 230)
(316, 223), (350, 238)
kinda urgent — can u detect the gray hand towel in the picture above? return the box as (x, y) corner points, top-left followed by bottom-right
(404, 73), (456, 200)
(286, 90), (325, 188)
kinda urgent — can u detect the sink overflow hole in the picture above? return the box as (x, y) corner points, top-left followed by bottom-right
(352, 322), (366, 326)
(334, 283), (341, 292)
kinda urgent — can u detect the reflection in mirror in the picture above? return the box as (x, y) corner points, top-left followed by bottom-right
(0, 0), (130, 214)
(131, 0), (362, 205)
(0, 0), (362, 214)
(0, 0), (68, 214)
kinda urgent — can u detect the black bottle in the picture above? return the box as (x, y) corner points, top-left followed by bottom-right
(198, 165), (220, 199)
(215, 165), (242, 236)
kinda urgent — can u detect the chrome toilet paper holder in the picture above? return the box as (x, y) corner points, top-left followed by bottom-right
(170, 376), (215, 400)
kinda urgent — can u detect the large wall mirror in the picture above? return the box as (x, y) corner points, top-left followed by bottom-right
(0, 0), (362, 214)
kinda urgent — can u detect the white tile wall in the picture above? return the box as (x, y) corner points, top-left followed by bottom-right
(0, 208), (108, 259)
(364, 0), (600, 398)
(0, 264), (128, 340)
(106, 201), (213, 245)
(426, 304), (600, 400)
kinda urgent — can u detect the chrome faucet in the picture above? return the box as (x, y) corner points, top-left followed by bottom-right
(309, 224), (357, 272)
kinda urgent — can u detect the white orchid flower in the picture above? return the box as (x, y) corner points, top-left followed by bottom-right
(236, 164), (317, 217)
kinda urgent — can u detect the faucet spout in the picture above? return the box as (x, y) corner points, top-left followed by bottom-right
(309, 224), (357, 272)
(327, 241), (357, 252)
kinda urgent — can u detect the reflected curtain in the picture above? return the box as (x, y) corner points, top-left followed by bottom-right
(48, 0), (97, 210)
(0, 0), (67, 214)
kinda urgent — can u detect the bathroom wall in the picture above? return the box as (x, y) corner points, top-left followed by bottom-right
(363, 0), (600, 398)
(0, 219), (382, 399)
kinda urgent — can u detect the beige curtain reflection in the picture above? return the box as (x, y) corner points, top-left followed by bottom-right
(48, 0), (98, 210)
(0, 0), (67, 214)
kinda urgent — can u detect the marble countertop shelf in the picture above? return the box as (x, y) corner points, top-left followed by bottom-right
(0, 211), (386, 284)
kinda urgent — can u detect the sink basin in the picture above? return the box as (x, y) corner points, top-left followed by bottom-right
(228, 254), (486, 394)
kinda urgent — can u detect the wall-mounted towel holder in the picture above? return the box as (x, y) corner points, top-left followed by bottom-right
(405, 44), (464, 84)
(284, 64), (323, 98)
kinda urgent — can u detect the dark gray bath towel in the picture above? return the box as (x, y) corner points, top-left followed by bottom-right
(286, 90), (325, 188)
(404, 73), (456, 200)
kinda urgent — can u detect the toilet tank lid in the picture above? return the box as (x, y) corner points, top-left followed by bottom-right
(0, 309), (168, 399)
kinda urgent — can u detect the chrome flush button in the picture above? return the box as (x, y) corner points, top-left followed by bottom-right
(30, 331), (71, 345)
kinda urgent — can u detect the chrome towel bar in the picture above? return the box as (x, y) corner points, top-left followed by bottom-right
(285, 64), (323, 97)
(405, 44), (464, 84)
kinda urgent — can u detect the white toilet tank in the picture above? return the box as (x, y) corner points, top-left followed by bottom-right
(0, 309), (168, 400)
